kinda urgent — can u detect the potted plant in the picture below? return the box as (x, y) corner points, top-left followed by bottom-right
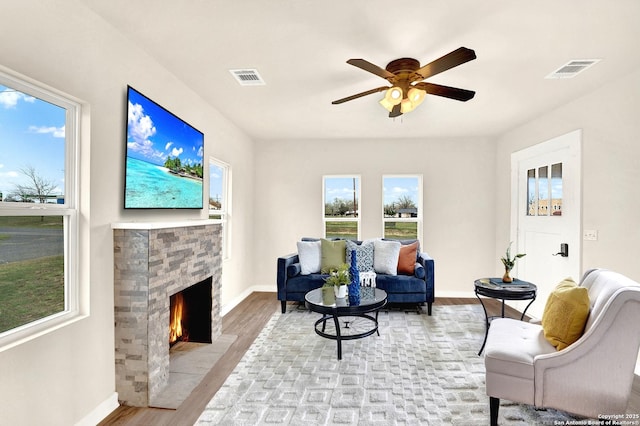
(325, 263), (351, 298)
(501, 242), (526, 283)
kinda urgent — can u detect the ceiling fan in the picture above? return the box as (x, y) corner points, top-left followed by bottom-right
(332, 47), (476, 118)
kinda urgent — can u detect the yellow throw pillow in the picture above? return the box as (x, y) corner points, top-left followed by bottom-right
(541, 278), (590, 350)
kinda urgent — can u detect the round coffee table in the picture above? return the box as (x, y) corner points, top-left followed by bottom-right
(305, 287), (387, 360)
(475, 278), (537, 355)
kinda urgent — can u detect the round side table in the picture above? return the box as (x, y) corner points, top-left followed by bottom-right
(474, 278), (537, 355)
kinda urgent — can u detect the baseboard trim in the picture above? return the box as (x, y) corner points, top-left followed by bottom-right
(75, 392), (119, 426)
(221, 285), (274, 317)
(436, 291), (477, 299)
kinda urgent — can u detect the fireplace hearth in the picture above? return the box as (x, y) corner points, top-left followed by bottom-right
(113, 221), (222, 407)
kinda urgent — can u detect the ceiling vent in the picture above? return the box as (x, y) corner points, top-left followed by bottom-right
(545, 59), (600, 79)
(229, 69), (266, 86)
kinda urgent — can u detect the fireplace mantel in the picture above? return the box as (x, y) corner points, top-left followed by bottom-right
(112, 219), (218, 230)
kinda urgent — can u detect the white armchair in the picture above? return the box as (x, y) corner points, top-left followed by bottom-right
(484, 269), (640, 425)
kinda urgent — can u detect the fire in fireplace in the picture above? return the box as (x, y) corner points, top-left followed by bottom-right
(169, 277), (213, 346)
(169, 292), (186, 344)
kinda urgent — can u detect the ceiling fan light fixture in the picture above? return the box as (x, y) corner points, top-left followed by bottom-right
(388, 87), (403, 101)
(408, 87), (426, 104)
(400, 98), (415, 114)
(379, 87), (403, 112)
(402, 87), (426, 113)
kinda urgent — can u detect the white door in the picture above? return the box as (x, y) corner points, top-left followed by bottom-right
(510, 130), (582, 319)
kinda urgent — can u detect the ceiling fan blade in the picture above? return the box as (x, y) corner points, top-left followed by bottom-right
(332, 86), (389, 104)
(347, 59), (396, 80)
(415, 82), (476, 102)
(389, 103), (403, 118)
(416, 47), (476, 80)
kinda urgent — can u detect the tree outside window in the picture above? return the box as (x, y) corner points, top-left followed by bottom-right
(383, 175), (422, 240)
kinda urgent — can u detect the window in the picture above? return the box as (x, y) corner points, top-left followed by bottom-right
(323, 176), (360, 239)
(209, 158), (230, 259)
(527, 163), (563, 216)
(0, 70), (80, 348)
(382, 175), (422, 240)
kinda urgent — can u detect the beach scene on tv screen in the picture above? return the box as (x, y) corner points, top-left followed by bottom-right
(125, 87), (203, 209)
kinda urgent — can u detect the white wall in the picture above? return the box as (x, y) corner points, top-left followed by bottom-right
(494, 67), (640, 281)
(253, 137), (497, 297)
(0, 1), (255, 425)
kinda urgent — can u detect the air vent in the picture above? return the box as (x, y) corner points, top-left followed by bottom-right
(229, 69), (266, 86)
(545, 59), (600, 79)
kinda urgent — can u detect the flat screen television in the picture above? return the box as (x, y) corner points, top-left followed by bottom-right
(124, 86), (204, 209)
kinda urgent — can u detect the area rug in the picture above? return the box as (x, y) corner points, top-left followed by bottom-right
(195, 304), (582, 425)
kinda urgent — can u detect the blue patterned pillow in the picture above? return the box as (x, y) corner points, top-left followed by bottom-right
(346, 240), (375, 272)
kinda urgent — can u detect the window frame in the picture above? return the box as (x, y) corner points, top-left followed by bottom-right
(0, 69), (81, 351)
(382, 174), (423, 241)
(208, 157), (231, 260)
(322, 175), (361, 240)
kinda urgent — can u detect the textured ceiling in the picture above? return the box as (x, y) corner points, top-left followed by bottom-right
(85, 0), (640, 141)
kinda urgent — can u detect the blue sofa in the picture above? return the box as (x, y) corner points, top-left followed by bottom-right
(277, 239), (435, 315)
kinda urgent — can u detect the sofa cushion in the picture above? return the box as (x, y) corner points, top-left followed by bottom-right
(346, 239), (375, 272)
(285, 273), (327, 294)
(297, 240), (321, 275)
(485, 318), (556, 380)
(373, 239), (401, 275)
(397, 241), (419, 275)
(414, 262), (425, 279)
(321, 239), (346, 273)
(541, 277), (590, 350)
(375, 274), (426, 293)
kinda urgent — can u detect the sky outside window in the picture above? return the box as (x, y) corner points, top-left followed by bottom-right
(0, 85), (65, 199)
(324, 176), (360, 216)
(209, 161), (224, 209)
(383, 176), (419, 207)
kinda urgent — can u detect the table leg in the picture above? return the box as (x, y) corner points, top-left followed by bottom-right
(476, 293), (490, 356)
(333, 314), (342, 360)
(520, 297), (536, 320)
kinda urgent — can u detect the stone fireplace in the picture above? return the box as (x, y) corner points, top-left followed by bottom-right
(113, 220), (222, 407)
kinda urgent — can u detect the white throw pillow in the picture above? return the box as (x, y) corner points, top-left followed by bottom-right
(373, 240), (401, 275)
(297, 240), (321, 275)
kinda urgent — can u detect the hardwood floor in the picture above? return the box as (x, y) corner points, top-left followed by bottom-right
(100, 292), (278, 426)
(98, 293), (527, 425)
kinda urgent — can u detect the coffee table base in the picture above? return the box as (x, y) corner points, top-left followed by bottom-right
(313, 313), (380, 360)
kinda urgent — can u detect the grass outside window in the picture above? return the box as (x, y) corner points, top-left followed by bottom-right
(0, 216), (65, 334)
(384, 222), (418, 240)
(325, 221), (358, 240)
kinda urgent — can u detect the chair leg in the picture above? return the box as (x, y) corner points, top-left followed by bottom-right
(281, 300), (286, 313)
(427, 302), (432, 316)
(490, 397), (499, 426)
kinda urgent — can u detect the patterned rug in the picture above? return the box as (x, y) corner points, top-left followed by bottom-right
(195, 304), (581, 425)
